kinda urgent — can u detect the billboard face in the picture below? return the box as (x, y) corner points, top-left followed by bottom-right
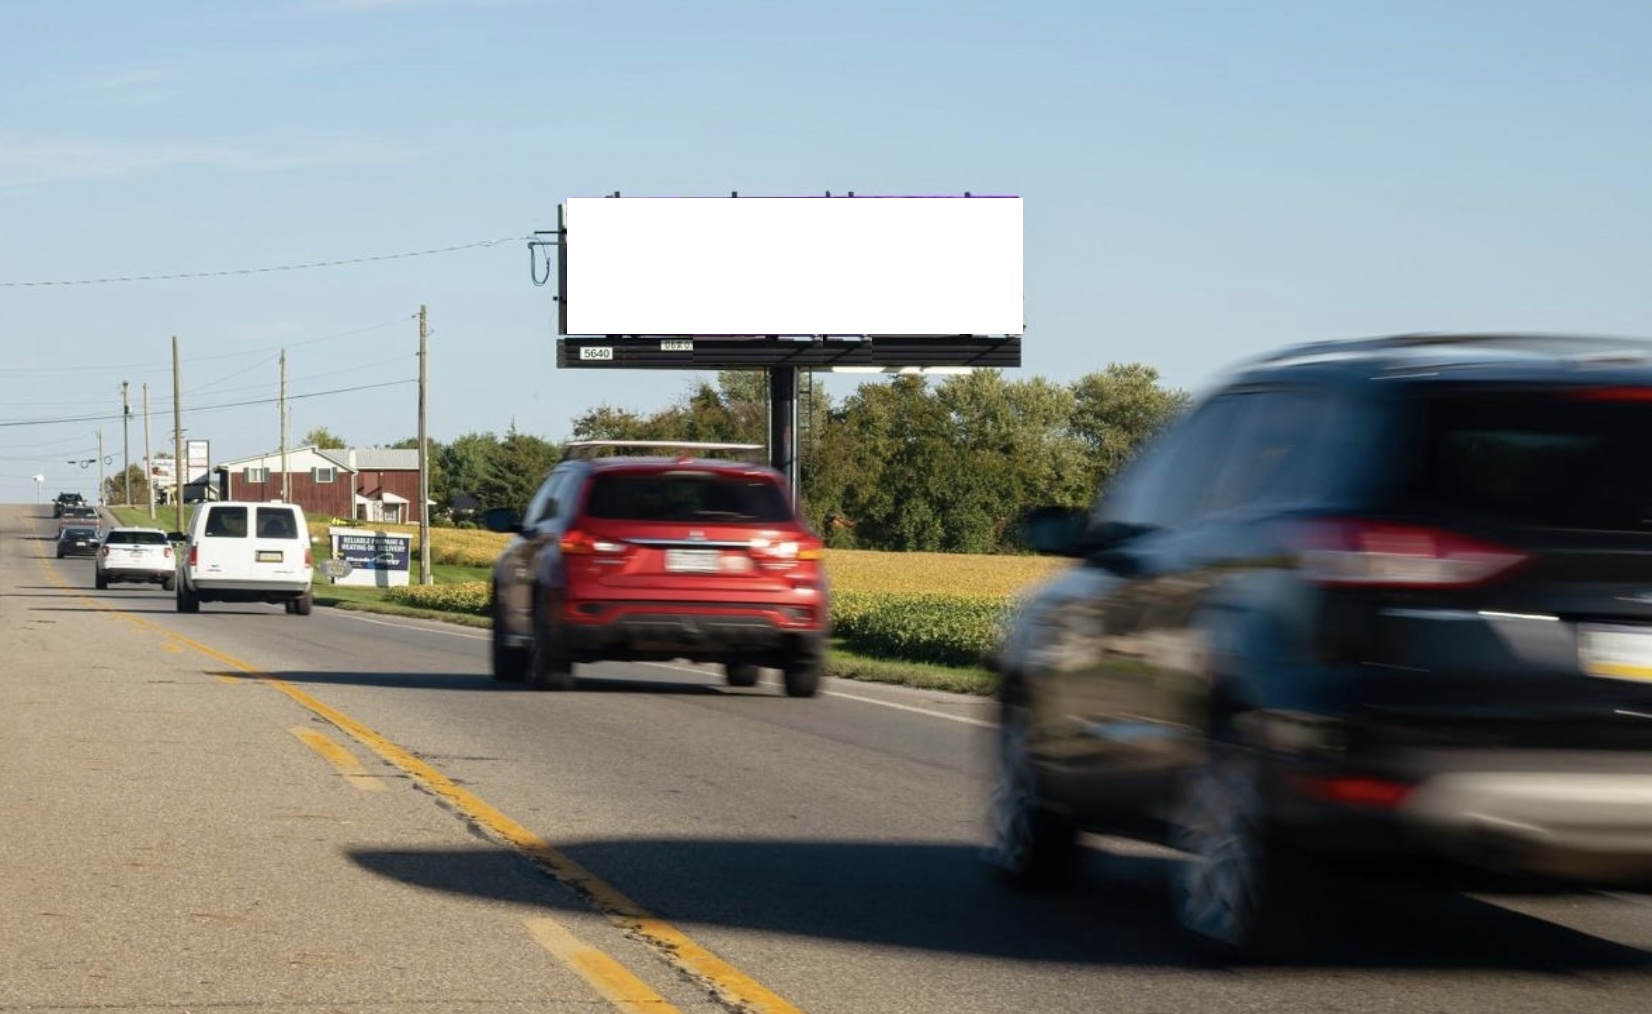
(564, 196), (1022, 337)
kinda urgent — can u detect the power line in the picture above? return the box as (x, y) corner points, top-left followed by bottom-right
(0, 316), (414, 375)
(0, 379), (416, 430)
(0, 237), (527, 288)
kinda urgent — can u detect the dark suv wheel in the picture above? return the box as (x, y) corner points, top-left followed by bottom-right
(983, 693), (1079, 888)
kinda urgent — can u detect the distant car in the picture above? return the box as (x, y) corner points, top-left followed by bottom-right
(173, 501), (315, 615)
(55, 526), (100, 559)
(988, 332), (1652, 960)
(96, 527), (177, 591)
(57, 502), (96, 522)
(52, 492), (84, 518)
(485, 441), (829, 695)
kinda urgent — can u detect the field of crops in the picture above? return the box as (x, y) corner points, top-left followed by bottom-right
(344, 523), (1071, 668)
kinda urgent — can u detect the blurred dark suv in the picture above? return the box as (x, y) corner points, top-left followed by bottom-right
(988, 334), (1652, 958)
(484, 441), (829, 696)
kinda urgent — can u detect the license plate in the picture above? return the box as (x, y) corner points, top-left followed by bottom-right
(257, 550), (283, 563)
(1579, 625), (1652, 682)
(664, 548), (721, 573)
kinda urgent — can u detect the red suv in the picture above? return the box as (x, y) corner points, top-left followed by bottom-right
(484, 442), (829, 696)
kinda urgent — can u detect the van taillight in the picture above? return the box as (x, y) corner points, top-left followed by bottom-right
(1296, 520), (1529, 588)
(188, 545), (198, 567)
(305, 547), (313, 568)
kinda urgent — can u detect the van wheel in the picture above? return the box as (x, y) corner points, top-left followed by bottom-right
(292, 593), (313, 617)
(529, 600), (574, 691)
(95, 572), (108, 590)
(725, 662), (762, 688)
(176, 583), (200, 614)
(161, 575), (176, 592)
(491, 588), (529, 683)
(781, 657), (822, 698)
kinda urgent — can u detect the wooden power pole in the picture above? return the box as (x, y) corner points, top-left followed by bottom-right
(143, 383), (155, 520)
(279, 348), (289, 503)
(172, 336), (184, 534)
(417, 305), (432, 585)
(121, 381), (132, 506)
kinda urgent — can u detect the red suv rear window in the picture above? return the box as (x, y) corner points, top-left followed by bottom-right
(583, 471), (793, 523)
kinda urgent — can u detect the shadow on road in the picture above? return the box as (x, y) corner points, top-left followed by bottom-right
(346, 838), (1652, 971)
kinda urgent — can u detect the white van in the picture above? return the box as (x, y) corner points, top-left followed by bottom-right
(172, 502), (315, 615)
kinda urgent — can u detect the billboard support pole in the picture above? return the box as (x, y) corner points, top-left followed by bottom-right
(767, 366), (800, 506)
(555, 203), (568, 336)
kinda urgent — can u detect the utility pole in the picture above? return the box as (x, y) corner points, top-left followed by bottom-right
(172, 336), (184, 534)
(121, 381), (132, 506)
(96, 429), (106, 506)
(279, 348), (289, 503)
(143, 383), (155, 520)
(417, 304), (432, 585)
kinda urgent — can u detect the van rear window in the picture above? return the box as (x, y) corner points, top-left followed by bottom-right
(204, 507), (248, 538)
(1396, 388), (1652, 532)
(256, 508), (299, 539)
(583, 472), (793, 523)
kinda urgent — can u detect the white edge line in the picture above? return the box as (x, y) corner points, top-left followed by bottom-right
(643, 661), (995, 728)
(321, 607), (487, 640)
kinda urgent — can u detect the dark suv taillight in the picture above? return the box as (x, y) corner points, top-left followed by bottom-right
(1296, 519), (1530, 589)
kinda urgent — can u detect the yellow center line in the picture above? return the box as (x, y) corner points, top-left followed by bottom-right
(289, 726), (389, 791)
(23, 513), (807, 1014)
(526, 918), (685, 1014)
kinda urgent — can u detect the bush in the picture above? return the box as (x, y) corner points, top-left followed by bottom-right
(384, 581), (490, 616)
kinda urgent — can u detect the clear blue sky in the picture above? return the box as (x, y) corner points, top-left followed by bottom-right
(3, 0), (1650, 500)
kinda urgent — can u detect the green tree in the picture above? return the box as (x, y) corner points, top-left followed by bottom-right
(439, 431), (501, 506)
(102, 464), (152, 506)
(478, 425), (560, 515)
(302, 426), (347, 450)
(1069, 363), (1192, 491)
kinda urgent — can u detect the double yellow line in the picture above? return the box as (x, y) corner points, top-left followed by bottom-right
(29, 510), (804, 1014)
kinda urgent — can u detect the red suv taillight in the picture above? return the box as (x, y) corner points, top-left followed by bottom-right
(560, 530), (630, 556)
(1296, 519), (1530, 589)
(750, 536), (823, 569)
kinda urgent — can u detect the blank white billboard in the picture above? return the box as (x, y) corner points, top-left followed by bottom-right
(563, 196), (1022, 337)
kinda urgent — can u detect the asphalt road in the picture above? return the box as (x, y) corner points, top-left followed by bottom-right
(7, 504), (1652, 1014)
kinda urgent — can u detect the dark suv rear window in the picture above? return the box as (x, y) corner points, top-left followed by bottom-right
(105, 531), (168, 545)
(1395, 387), (1652, 532)
(583, 471), (793, 523)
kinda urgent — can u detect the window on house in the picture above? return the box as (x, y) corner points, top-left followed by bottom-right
(244, 467), (269, 483)
(312, 466), (337, 484)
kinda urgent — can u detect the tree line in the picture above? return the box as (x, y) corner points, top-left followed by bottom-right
(101, 366), (1190, 554)
(429, 365), (1188, 554)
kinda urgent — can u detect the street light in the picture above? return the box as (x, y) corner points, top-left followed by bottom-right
(33, 474), (43, 504)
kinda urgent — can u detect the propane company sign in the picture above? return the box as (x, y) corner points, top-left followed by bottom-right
(327, 527), (412, 587)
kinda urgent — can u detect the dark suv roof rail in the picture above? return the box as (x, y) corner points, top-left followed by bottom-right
(1251, 332), (1652, 370)
(560, 440), (767, 462)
